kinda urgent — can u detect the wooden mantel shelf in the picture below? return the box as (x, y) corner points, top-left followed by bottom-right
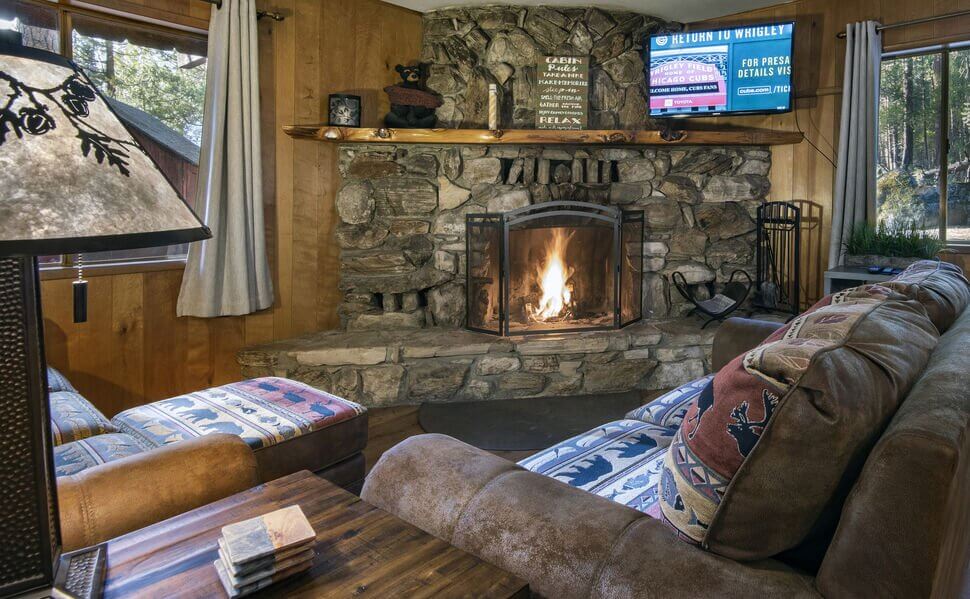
(283, 125), (804, 146)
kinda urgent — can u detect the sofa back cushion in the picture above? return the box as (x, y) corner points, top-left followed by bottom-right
(659, 288), (939, 559)
(816, 305), (970, 598)
(50, 391), (116, 446)
(884, 260), (969, 333)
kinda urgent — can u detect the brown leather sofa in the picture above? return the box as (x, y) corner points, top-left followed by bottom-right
(58, 434), (258, 551)
(363, 308), (970, 598)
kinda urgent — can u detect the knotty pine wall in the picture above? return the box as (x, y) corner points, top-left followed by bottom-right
(40, 0), (423, 416)
(699, 0), (970, 307)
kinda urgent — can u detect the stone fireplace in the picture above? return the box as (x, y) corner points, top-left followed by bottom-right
(238, 5), (776, 407)
(467, 201), (643, 336)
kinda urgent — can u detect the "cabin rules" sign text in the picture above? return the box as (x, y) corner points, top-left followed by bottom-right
(537, 56), (589, 130)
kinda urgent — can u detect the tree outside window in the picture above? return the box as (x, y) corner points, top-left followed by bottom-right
(877, 44), (970, 245)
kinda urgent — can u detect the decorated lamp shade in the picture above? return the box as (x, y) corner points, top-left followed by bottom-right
(0, 41), (209, 257)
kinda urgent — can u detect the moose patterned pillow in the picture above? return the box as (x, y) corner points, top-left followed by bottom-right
(658, 286), (939, 560)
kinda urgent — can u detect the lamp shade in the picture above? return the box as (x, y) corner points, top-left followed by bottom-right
(0, 41), (210, 257)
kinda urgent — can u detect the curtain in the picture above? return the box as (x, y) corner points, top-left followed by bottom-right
(828, 21), (881, 268)
(178, 0), (273, 317)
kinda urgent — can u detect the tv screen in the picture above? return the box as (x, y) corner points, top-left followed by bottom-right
(647, 22), (794, 118)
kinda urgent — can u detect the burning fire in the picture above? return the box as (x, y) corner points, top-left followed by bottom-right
(529, 229), (575, 322)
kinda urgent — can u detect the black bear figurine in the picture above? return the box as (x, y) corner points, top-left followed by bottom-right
(384, 63), (442, 129)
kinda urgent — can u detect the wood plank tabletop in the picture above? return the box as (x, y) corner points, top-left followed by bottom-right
(102, 471), (528, 599)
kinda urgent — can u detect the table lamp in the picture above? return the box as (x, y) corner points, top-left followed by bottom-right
(0, 37), (210, 597)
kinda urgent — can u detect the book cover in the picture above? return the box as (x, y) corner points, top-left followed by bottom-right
(221, 505), (316, 566)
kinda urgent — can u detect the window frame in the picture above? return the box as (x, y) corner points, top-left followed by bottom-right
(880, 41), (970, 249)
(8, 0), (209, 275)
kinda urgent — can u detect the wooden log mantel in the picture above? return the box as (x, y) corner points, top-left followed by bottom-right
(283, 125), (804, 146)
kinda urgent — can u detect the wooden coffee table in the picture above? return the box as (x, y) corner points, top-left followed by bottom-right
(101, 471), (528, 598)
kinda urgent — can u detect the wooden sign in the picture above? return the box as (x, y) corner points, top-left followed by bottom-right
(536, 56), (589, 130)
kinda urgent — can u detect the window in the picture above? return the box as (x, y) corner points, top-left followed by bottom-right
(877, 43), (970, 246)
(0, 1), (207, 267)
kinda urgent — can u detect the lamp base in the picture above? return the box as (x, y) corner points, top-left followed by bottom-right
(52, 545), (106, 599)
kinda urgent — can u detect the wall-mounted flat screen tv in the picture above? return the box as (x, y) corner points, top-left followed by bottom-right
(647, 22), (795, 118)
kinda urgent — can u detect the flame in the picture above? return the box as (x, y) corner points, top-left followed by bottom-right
(529, 229), (575, 322)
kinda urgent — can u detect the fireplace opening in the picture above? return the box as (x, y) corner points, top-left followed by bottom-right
(467, 202), (643, 336)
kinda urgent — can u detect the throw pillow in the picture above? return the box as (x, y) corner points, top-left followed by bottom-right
(658, 288), (939, 560)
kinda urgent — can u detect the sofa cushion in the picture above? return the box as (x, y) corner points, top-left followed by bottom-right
(659, 288), (939, 559)
(50, 391), (116, 445)
(626, 374), (715, 428)
(47, 367), (76, 393)
(112, 377), (368, 479)
(884, 259), (970, 333)
(519, 419), (675, 517)
(53, 433), (145, 477)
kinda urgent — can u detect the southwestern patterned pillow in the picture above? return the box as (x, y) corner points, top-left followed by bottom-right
(659, 286), (939, 559)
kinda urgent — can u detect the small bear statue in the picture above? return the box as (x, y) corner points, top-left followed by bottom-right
(383, 63), (442, 129)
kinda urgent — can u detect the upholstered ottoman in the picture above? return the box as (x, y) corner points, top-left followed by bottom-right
(112, 377), (368, 488)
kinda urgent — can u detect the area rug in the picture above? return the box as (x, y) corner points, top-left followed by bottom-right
(418, 391), (642, 451)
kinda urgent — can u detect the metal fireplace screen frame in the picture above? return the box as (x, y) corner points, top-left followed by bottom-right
(466, 201), (643, 336)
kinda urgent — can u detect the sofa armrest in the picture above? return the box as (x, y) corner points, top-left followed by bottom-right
(58, 434), (259, 551)
(711, 317), (786, 371)
(362, 434), (819, 599)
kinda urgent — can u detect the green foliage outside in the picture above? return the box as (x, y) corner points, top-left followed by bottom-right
(877, 48), (970, 240)
(71, 33), (206, 146)
(876, 169), (924, 226)
(844, 221), (945, 259)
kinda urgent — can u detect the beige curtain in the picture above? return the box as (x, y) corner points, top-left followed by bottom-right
(178, 0), (273, 317)
(828, 21), (881, 268)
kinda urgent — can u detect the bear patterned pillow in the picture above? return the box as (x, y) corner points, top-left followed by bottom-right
(658, 287), (938, 560)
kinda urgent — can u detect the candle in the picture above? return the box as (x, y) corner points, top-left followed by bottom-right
(488, 84), (499, 130)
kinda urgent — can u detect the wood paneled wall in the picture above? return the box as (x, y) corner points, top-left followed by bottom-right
(699, 0), (970, 307)
(39, 0), (422, 417)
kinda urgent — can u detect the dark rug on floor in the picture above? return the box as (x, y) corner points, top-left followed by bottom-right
(418, 391), (642, 451)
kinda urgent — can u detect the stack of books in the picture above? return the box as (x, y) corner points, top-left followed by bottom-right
(213, 505), (316, 597)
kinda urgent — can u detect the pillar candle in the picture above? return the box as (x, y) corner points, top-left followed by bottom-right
(488, 84), (499, 130)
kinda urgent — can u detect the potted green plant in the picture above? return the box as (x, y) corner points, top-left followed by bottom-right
(843, 221), (945, 269)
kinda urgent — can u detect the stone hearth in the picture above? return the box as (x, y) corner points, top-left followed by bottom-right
(239, 318), (715, 408)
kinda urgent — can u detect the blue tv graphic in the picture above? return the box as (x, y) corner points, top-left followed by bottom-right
(647, 22), (794, 117)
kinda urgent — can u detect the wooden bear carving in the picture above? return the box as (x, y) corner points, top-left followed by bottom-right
(384, 63), (442, 129)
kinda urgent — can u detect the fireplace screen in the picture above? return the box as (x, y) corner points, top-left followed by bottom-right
(467, 201), (643, 336)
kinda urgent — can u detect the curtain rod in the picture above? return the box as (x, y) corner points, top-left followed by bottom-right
(201, 0), (284, 21)
(836, 9), (970, 38)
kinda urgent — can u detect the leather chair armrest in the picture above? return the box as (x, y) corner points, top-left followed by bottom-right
(712, 317), (786, 371)
(363, 434), (818, 599)
(58, 434), (259, 551)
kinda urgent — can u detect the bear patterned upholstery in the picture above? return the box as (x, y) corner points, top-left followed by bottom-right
(49, 391), (117, 446)
(625, 375), (715, 429)
(519, 420), (675, 517)
(53, 433), (145, 477)
(47, 367), (76, 393)
(112, 377), (368, 480)
(113, 377), (364, 449)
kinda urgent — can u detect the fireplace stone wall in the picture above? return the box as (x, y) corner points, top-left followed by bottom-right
(420, 6), (678, 129)
(336, 144), (771, 332)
